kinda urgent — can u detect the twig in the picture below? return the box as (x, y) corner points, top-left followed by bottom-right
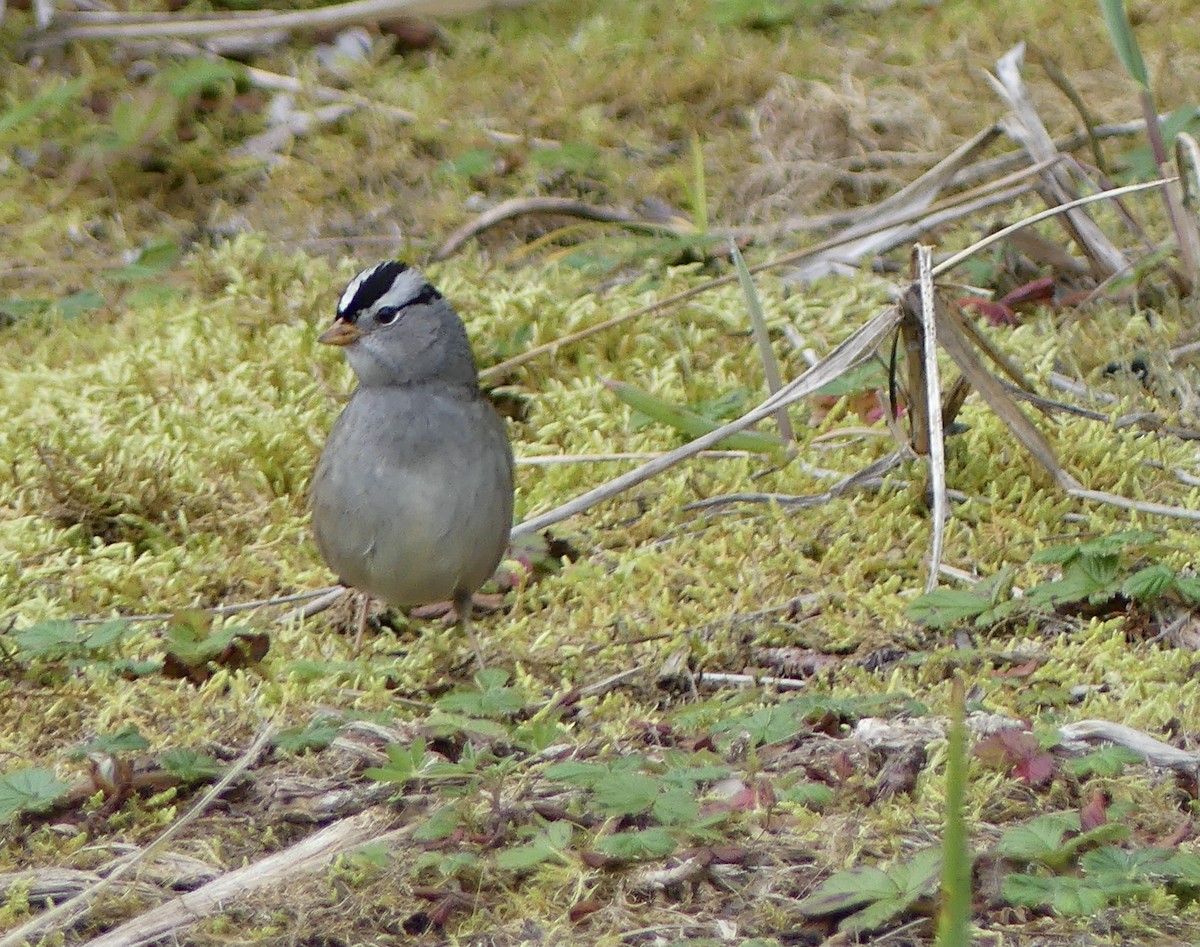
(683, 448), (907, 513)
(517, 450), (758, 465)
(36, 0), (539, 43)
(433, 197), (689, 261)
(932, 177), (1173, 278)
(1058, 719), (1200, 774)
(1067, 487), (1200, 523)
(74, 589), (333, 625)
(278, 586), (347, 623)
(696, 671), (807, 691)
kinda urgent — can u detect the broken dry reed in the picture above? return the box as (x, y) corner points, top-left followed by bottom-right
(914, 245), (948, 594)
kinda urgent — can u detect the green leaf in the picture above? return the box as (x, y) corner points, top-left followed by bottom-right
(544, 761), (611, 788)
(593, 827), (677, 860)
(55, 290), (105, 318)
(12, 620), (84, 657)
(1064, 745), (1142, 777)
(1077, 530), (1156, 557)
(496, 823), (573, 871)
(105, 239), (181, 283)
(653, 786), (699, 824)
(496, 839), (559, 870)
(838, 850), (943, 935)
(437, 682), (525, 718)
(711, 704), (805, 746)
(413, 804), (461, 841)
(778, 781), (834, 809)
(1121, 564), (1176, 601)
(273, 719), (341, 754)
(796, 865), (897, 916)
(1173, 575), (1200, 603)
(424, 711), (509, 740)
(0, 768), (71, 821)
(84, 620), (133, 650)
(1001, 871), (1150, 915)
(71, 725), (150, 758)
(814, 358), (889, 397)
(160, 749), (222, 783)
(906, 588), (991, 629)
(1099, 0), (1150, 88)
(364, 738), (428, 785)
(592, 773), (660, 816)
(995, 813), (1079, 863)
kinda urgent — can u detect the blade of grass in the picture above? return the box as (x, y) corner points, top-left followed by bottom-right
(603, 379), (784, 454)
(1098, 0), (1150, 89)
(936, 676), (972, 947)
(730, 240), (795, 444)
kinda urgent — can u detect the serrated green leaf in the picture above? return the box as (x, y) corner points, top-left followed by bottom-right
(496, 838), (560, 870)
(0, 768), (71, 821)
(796, 865), (895, 915)
(995, 813), (1079, 863)
(13, 620), (83, 656)
(544, 761), (610, 788)
(74, 725), (149, 758)
(273, 720), (340, 754)
(653, 786), (699, 824)
(1064, 745), (1141, 777)
(906, 588), (990, 628)
(83, 620), (133, 650)
(593, 827), (676, 860)
(413, 804), (461, 842)
(779, 781), (834, 809)
(593, 772), (660, 816)
(1121, 564), (1176, 601)
(424, 711), (509, 740)
(106, 239), (181, 283)
(160, 749), (222, 783)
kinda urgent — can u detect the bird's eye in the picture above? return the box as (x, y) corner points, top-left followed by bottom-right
(375, 307), (400, 326)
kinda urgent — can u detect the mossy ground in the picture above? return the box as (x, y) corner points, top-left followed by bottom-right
(5, 0), (1200, 944)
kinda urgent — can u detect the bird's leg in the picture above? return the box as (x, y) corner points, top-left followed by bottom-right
(353, 592), (371, 651)
(454, 590), (486, 667)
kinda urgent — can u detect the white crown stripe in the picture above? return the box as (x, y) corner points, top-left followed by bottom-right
(337, 264), (379, 315)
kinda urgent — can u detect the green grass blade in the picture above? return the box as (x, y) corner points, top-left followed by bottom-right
(1099, 0), (1150, 89)
(605, 378), (784, 454)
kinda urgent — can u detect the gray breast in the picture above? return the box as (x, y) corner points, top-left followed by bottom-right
(310, 385), (514, 607)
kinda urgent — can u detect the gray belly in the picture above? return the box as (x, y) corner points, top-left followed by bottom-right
(309, 386), (514, 606)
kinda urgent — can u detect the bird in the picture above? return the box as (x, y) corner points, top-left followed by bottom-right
(309, 261), (514, 664)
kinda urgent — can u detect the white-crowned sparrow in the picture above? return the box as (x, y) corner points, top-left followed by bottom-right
(309, 261), (514, 663)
